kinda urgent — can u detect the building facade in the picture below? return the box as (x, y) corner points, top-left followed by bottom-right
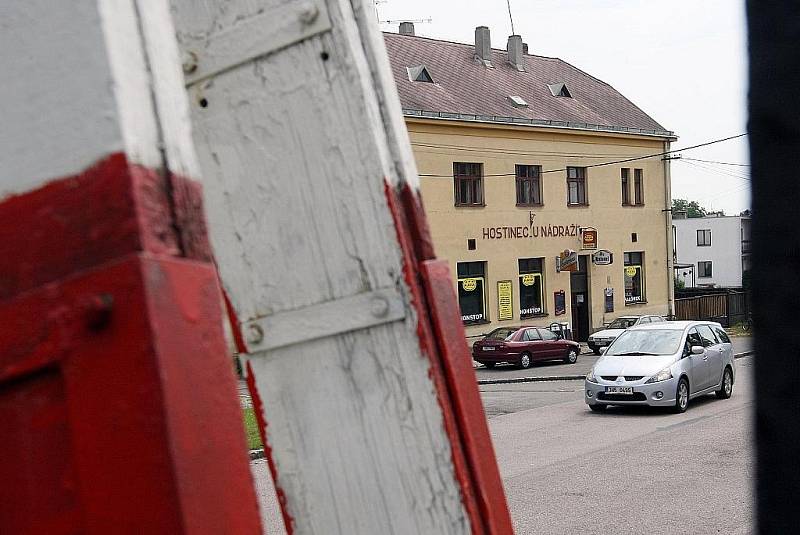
(673, 214), (752, 288)
(384, 26), (676, 340)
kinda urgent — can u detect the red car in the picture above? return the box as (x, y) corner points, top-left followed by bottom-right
(472, 326), (581, 369)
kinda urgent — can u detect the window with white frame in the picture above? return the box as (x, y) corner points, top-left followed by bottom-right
(697, 229), (712, 246)
(698, 261), (713, 278)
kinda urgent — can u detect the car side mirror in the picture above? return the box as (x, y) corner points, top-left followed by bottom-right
(691, 345), (705, 355)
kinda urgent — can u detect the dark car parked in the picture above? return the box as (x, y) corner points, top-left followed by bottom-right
(472, 326), (581, 369)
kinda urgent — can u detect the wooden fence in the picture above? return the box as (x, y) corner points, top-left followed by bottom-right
(674, 291), (749, 326)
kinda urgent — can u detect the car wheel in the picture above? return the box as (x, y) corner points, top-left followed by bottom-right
(519, 353), (532, 369)
(592, 348), (601, 356)
(589, 404), (606, 412)
(482, 362), (496, 369)
(564, 348), (579, 364)
(674, 377), (690, 413)
(716, 367), (733, 399)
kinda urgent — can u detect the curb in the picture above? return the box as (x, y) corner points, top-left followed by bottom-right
(478, 374), (586, 385)
(477, 350), (754, 386)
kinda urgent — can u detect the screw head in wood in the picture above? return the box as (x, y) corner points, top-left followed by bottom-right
(371, 296), (390, 318)
(246, 324), (264, 345)
(182, 51), (198, 75)
(298, 2), (319, 24)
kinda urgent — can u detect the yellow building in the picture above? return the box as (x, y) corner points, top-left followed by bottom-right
(385, 26), (676, 341)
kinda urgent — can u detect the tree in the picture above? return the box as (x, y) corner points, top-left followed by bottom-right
(674, 276), (686, 291)
(672, 198), (716, 218)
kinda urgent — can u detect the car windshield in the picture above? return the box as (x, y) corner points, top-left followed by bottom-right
(484, 328), (517, 341)
(607, 318), (638, 329)
(605, 329), (684, 356)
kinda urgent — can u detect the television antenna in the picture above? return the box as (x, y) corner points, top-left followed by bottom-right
(380, 18), (433, 25)
(374, 0), (432, 27)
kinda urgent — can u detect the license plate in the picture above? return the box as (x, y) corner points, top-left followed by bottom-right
(483, 347), (495, 351)
(605, 386), (633, 394)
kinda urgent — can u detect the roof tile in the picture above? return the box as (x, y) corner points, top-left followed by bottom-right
(383, 32), (671, 136)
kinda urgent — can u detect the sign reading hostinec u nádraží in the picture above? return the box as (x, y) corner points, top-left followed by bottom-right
(592, 250), (613, 265)
(482, 223), (582, 240)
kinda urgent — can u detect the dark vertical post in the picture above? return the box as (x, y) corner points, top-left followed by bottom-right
(748, 2), (800, 532)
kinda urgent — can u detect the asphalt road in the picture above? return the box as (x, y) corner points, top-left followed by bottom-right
(474, 335), (753, 383)
(487, 355), (755, 534)
(250, 353), (755, 534)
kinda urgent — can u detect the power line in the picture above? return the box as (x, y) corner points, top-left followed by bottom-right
(418, 132), (748, 177)
(681, 157), (750, 167)
(679, 160), (750, 181)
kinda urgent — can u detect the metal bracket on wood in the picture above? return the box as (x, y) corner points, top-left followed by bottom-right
(183, 0), (331, 86)
(242, 287), (406, 353)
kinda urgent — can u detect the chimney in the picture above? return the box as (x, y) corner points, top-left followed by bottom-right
(522, 43), (529, 55)
(474, 26), (492, 67)
(507, 35), (525, 72)
(673, 210), (688, 220)
(399, 22), (415, 36)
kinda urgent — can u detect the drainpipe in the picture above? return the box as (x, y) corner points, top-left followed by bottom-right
(664, 140), (675, 317)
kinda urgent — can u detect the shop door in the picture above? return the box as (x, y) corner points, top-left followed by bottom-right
(570, 256), (591, 342)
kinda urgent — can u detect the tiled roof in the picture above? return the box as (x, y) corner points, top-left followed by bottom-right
(383, 32), (673, 137)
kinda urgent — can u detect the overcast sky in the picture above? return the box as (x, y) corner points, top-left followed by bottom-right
(377, 0), (750, 215)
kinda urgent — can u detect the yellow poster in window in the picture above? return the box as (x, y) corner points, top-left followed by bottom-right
(521, 274), (535, 286)
(462, 278), (478, 291)
(625, 266), (638, 278)
(497, 280), (513, 320)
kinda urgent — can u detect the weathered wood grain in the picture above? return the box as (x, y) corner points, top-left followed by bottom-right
(170, 0), (471, 532)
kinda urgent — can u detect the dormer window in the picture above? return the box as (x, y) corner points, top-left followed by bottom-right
(507, 95), (528, 108)
(547, 82), (572, 98)
(407, 65), (434, 83)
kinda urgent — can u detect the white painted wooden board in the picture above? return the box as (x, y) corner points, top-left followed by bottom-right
(169, 0), (471, 533)
(0, 0), (156, 195)
(0, 0), (201, 196)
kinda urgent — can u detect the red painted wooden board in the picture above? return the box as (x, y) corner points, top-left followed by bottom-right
(0, 154), (211, 301)
(0, 155), (260, 534)
(0, 255), (261, 534)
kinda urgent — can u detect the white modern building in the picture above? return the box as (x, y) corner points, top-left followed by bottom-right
(673, 213), (751, 288)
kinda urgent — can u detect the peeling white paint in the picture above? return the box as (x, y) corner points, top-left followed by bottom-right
(169, 0), (470, 532)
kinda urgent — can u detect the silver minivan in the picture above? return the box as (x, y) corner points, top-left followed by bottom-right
(585, 320), (735, 413)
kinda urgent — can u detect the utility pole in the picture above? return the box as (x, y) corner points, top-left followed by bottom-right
(169, 0), (512, 533)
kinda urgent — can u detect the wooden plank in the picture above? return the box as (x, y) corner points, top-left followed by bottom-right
(170, 0), (475, 533)
(0, 2), (262, 533)
(0, 0), (160, 195)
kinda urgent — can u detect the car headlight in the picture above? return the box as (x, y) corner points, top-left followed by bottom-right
(645, 367), (673, 384)
(588, 335), (595, 342)
(586, 369), (597, 382)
